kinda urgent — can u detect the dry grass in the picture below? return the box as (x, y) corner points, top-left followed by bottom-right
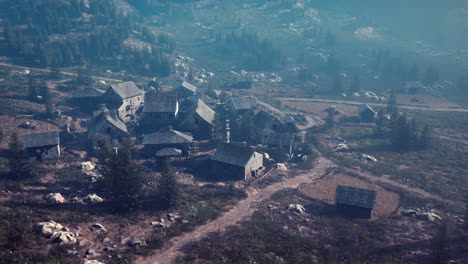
(280, 100), (358, 117)
(298, 173), (400, 217)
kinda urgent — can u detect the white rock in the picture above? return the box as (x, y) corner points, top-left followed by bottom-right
(288, 204), (306, 214)
(90, 223), (107, 233)
(36, 221), (64, 237)
(83, 260), (105, 264)
(51, 231), (77, 244)
(360, 154), (378, 162)
(334, 143), (349, 152)
(84, 194), (104, 204)
(45, 193), (65, 204)
(275, 163), (288, 171)
(418, 212), (442, 222)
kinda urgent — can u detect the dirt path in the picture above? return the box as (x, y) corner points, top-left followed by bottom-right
(0, 61), (122, 83)
(137, 157), (335, 264)
(280, 98), (468, 113)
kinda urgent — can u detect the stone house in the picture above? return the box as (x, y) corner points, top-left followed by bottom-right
(174, 81), (197, 98)
(335, 185), (377, 219)
(178, 99), (216, 140)
(87, 105), (129, 150)
(141, 91), (179, 131)
(210, 144), (264, 181)
(23, 131), (61, 161)
(141, 127), (193, 157)
(227, 97), (258, 115)
(102, 81), (144, 122)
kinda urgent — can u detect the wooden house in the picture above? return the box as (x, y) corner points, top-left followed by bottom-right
(141, 127), (193, 157)
(210, 144), (264, 181)
(102, 81), (144, 122)
(334, 185), (377, 219)
(71, 87), (105, 106)
(23, 131), (61, 161)
(87, 105), (129, 150)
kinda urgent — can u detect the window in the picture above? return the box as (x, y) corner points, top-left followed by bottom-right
(107, 127), (111, 134)
(195, 118), (199, 125)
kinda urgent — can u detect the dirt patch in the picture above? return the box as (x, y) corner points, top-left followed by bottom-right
(298, 173), (400, 217)
(281, 100), (358, 117)
(396, 94), (461, 108)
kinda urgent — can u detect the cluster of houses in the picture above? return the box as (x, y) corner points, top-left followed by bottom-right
(22, 80), (304, 181)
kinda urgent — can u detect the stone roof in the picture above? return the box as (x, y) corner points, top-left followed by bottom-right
(211, 144), (257, 168)
(72, 88), (105, 98)
(180, 99), (216, 127)
(87, 106), (128, 138)
(335, 185), (377, 209)
(156, 148), (182, 157)
(23, 131), (60, 148)
(109, 81), (143, 99)
(142, 129), (193, 145)
(358, 104), (377, 114)
(186, 94), (216, 106)
(178, 81), (197, 93)
(144, 92), (178, 113)
(229, 97), (258, 111)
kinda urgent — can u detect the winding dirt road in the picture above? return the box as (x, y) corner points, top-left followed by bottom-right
(137, 157), (335, 264)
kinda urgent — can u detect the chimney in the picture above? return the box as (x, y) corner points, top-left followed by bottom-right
(226, 118), (231, 144)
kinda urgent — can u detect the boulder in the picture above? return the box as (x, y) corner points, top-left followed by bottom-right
(127, 238), (146, 247)
(401, 209), (417, 217)
(360, 154), (378, 162)
(81, 161), (96, 172)
(334, 143), (349, 152)
(86, 248), (100, 257)
(36, 221), (64, 237)
(167, 213), (180, 222)
(78, 239), (94, 247)
(51, 231), (77, 245)
(418, 212), (442, 222)
(83, 260), (105, 264)
(45, 193), (65, 204)
(288, 204), (306, 214)
(297, 226), (310, 233)
(151, 221), (165, 227)
(84, 194), (104, 204)
(275, 163), (288, 171)
(89, 223), (107, 233)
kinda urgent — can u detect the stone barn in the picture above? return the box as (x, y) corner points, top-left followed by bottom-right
(102, 81), (144, 122)
(210, 144), (264, 181)
(174, 81), (197, 98)
(87, 105), (129, 150)
(23, 131), (61, 161)
(141, 91), (179, 131)
(334, 185), (377, 219)
(178, 99), (215, 140)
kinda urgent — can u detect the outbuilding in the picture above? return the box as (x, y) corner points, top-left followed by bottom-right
(210, 144), (264, 181)
(23, 131), (61, 161)
(334, 185), (376, 219)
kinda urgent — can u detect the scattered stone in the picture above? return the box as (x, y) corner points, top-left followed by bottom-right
(288, 204), (306, 214)
(401, 209), (417, 217)
(104, 247), (116, 252)
(79, 239), (94, 247)
(334, 143), (349, 152)
(83, 260), (105, 264)
(167, 213), (180, 222)
(102, 237), (111, 244)
(360, 154), (378, 162)
(181, 219), (189, 224)
(282, 225), (288, 231)
(297, 226), (310, 233)
(19, 121), (37, 130)
(127, 238), (146, 247)
(86, 248), (100, 257)
(84, 194), (104, 204)
(51, 231), (77, 245)
(418, 212), (442, 222)
(275, 163), (288, 171)
(90, 223), (107, 233)
(45, 193), (65, 204)
(151, 221), (165, 227)
(81, 161), (96, 171)
(36, 221), (64, 237)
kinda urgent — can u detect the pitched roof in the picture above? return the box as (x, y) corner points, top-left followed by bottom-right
(72, 88), (105, 98)
(404, 81), (425, 88)
(142, 129), (193, 145)
(179, 81), (197, 93)
(109, 81), (143, 99)
(229, 97), (258, 111)
(87, 107), (128, 137)
(156, 148), (182, 157)
(358, 104), (377, 114)
(211, 144), (257, 167)
(180, 99), (215, 126)
(187, 94), (216, 106)
(23, 131), (60, 148)
(335, 185), (377, 209)
(144, 92), (178, 113)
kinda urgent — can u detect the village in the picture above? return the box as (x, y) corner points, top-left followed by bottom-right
(0, 62), (464, 264)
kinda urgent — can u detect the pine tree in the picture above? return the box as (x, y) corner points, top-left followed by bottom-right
(350, 74), (360, 92)
(333, 73), (343, 95)
(98, 140), (144, 211)
(7, 132), (35, 180)
(420, 124), (430, 149)
(391, 114), (410, 152)
(28, 77), (37, 102)
(374, 109), (385, 136)
(158, 159), (179, 209)
(424, 65), (439, 85)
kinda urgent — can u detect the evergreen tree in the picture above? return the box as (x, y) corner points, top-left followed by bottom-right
(158, 159), (179, 209)
(374, 109), (385, 136)
(325, 107), (336, 129)
(391, 114), (410, 152)
(409, 64), (420, 81)
(98, 140), (144, 211)
(420, 124), (430, 149)
(212, 112), (225, 144)
(7, 132), (35, 180)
